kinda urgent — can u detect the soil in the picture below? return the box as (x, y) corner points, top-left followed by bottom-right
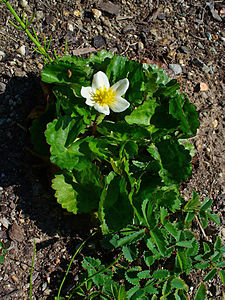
(0, 0), (224, 299)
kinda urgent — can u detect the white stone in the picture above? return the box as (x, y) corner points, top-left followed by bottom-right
(20, 0), (28, 8)
(17, 45), (26, 56)
(67, 22), (74, 32)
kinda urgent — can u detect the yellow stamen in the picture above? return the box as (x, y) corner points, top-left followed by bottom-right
(91, 86), (116, 106)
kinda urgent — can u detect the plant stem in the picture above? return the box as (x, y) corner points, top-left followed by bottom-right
(56, 231), (96, 300)
(5, 1), (53, 62)
(29, 238), (36, 300)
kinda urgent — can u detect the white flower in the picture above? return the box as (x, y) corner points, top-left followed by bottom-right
(81, 71), (130, 115)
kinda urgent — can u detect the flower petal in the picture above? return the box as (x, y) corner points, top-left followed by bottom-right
(109, 96), (130, 113)
(85, 98), (95, 106)
(112, 78), (129, 96)
(81, 86), (93, 99)
(92, 71), (110, 90)
(94, 103), (110, 115)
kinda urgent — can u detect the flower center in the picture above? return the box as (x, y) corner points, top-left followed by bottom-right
(92, 86), (116, 106)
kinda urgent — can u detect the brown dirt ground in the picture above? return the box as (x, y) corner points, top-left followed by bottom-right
(0, 0), (224, 299)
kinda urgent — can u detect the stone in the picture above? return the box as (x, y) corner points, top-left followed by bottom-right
(17, 45), (26, 56)
(8, 223), (24, 242)
(0, 217), (11, 229)
(199, 82), (209, 91)
(98, 1), (120, 16)
(122, 24), (136, 34)
(36, 10), (44, 21)
(157, 13), (166, 20)
(212, 119), (218, 128)
(0, 82), (6, 94)
(168, 64), (182, 75)
(20, 0), (28, 8)
(138, 41), (144, 50)
(92, 8), (102, 19)
(67, 22), (74, 32)
(72, 47), (96, 56)
(0, 51), (5, 61)
(180, 46), (190, 54)
(73, 9), (82, 17)
(93, 35), (106, 48)
(206, 32), (212, 41)
(192, 57), (204, 68)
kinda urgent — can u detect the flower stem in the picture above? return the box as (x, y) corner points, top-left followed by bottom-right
(4, 1), (53, 62)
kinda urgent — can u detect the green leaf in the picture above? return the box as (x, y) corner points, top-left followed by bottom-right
(45, 116), (89, 170)
(125, 98), (158, 126)
(143, 251), (155, 267)
(122, 245), (138, 262)
(176, 250), (188, 272)
(169, 93), (200, 137)
(52, 167), (101, 214)
(117, 229), (146, 247)
(186, 240), (200, 257)
(52, 171), (78, 214)
(214, 236), (222, 251)
(162, 280), (172, 296)
(41, 56), (91, 84)
(194, 282), (207, 300)
(200, 198), (213, 211)
(203, 268), (217, 282)
(125, 267), (141, 285)
(127, 286), (140, 298)
(207, 212), (220, 226)
(101, 176), (134, 231)
(194, 261), (210, 270)
(160, 207), (168, 225)
(176, 241), (193, 248)
(138, 271), (151, 279)
(165, 222), (180, 240)
(106, 55), (128, 84)
(219, 270), (225, 285)
(155, 138), (192, 185)
(184, 191), (201, 211)
(171, 278), (188, 292)
(152, 269), (169, 280)
(150, 228), (168, 257)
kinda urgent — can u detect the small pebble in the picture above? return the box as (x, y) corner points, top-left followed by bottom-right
(17, 45), (26, 56)
(42, 282), (47, 292)
(206, 32), (212, 41)
(0, 82), (6, 94)
(180, 46), (190, 54)
(138, 41), (144, 50)
(20, 0), (28, 8)
(93, 35), (106, 48)
(36, 11), (44, 21)
(197, 42), (204, 50)
(157, 13), (166, 20)
(8, 223), (25, 242)
(0, 51), (5, 61)
(73, 9), (82, 17)
(199, 82), (209, 91)
(67, 22), (74, 32)
(11, 275), (19, 283)
(92, 8), (102, 19)
(192, 57), (204, 68)
(168, 64), (182, 75)
(0, 217), (11, 229)
(98, 1), (120, 16)
(213, 119), (218, 128)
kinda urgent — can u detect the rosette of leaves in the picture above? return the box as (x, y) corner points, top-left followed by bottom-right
(67, 194), (222, 300)
(30, 50), (200, 232)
